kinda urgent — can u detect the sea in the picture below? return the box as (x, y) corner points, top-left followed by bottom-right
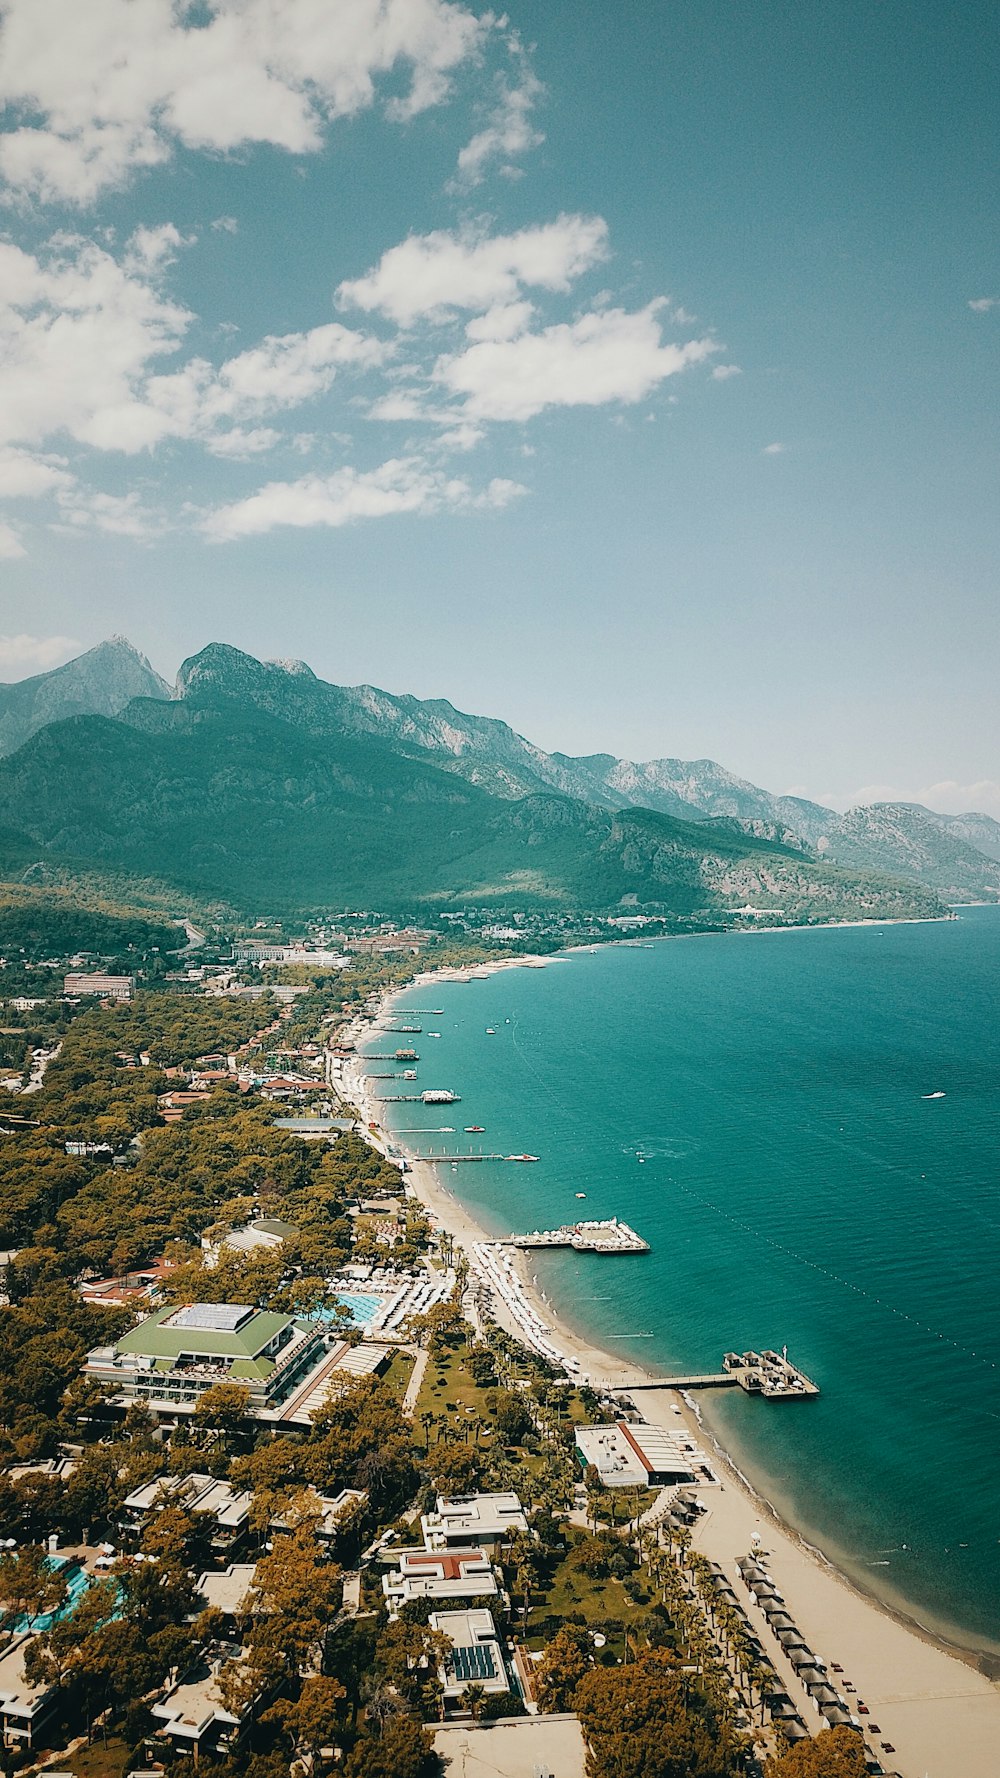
(373, 907), (1000, 1655)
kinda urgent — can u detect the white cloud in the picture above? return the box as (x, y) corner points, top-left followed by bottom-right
(0, 523), (27, 560)
(0, 0), (488, 205)
(0, 233), (192, 453)
(0, 632), (82, 672)
(0, 447), (73, 497)
(201, 455), (525, 540)
(0, 233), (384, 460)
(917, 779), (1000, 820)
(464, 300), (535, 341)
(145, 322), (386, 445)
(454, 44), (543, 186)
(968, 297), (998, 313)
(337, 215), (609, 326)
(711, 363), (742, 380)
(434, 302), (717, 422)
(55, 487), (165, 539)
(762, 441), (786, 454)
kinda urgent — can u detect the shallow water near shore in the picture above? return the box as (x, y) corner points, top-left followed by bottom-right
(374, 908), (1000, 1653)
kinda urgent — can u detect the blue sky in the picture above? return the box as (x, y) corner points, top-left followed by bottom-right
(0, 0), (997, 813)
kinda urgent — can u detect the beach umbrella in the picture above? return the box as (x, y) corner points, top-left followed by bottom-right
(780, 1720), (810, 1742)
(769, 1611), (796, 1629)
(822, 1703), (853, 1726)
(768, 1700), (800, 1719)
(776, 1629), (805, 1648)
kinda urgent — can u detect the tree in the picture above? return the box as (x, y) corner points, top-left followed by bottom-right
(264, 1674), (348, 1763)
(534, 1624), (593, 1713)
(0, 1543), (68, 1623)
(342, 1712), (434, 1778)
(766, 1726), (870, 1778)
(575, 1647), (742, 1778)
(192, 1380), (252, 1439)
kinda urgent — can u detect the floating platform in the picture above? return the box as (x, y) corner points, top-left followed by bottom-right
(509, 1216), (650, 1254)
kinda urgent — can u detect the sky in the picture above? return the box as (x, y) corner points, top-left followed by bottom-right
(0, 0), (997, 814)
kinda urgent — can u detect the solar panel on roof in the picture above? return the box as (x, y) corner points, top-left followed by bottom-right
(452, 1645), (496, 1682)
(170, 1304), (254, 1331)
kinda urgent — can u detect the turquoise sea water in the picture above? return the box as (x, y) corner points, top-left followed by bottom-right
(371, 909), (1000, 1653)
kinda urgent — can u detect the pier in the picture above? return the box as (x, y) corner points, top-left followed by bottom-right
(365, 1051), (420, 1060)
(509, 1216), (650, 1255)
(374, 1091), (461, 1104)
(613, 1349), (818, 1399)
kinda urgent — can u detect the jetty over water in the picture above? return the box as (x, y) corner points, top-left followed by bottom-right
(616, 1348), (818, 1400)
(509, 1216), (650, 1255)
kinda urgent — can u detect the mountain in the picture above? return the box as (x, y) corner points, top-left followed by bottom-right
(902, 806), (1000, 867)
(817, 803), (1000, 901)
(0, 637), (169, 757)
(0, 689), (943, 923)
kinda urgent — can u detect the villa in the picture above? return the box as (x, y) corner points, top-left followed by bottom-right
(428, 1608), (510, 1714)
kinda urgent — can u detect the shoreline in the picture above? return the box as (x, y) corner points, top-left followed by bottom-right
(340, 951), (1000, 1777)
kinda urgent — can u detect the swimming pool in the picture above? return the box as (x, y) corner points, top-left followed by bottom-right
(15, 1556), (92, 1632)
(319, 1291), (384, 1330)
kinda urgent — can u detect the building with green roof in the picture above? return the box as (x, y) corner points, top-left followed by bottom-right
(85, 1302), (328, 1420)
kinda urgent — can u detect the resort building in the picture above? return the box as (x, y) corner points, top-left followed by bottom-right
(84, 1302), (330, 1421)
(195, 1566), (259, 1623)
(0, 1634), (59, 1748)
(150, 1653), (258, 1757)
(382, 1547), (498, 1607)
(428, 1609), (510, 1714)
(120, 1473), (252, 1552)
(269, 1487), (366, 1544)
(574, 1420), (698, 1489)
(421, 1492), (528, 1551)
(63, 972), (134, 1000)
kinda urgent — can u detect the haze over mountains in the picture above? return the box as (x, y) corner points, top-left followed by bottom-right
(0, 637), (996, 912)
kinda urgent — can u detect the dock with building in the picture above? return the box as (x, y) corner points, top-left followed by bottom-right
(509, 1216), (650, 1254)
(614, 1348), (818, 1399)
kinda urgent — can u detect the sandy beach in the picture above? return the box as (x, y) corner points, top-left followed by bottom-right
(342, 965), (1000, 1778)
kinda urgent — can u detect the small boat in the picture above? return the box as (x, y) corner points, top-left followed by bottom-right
(465, 1125), (485, 1132)
(486, 1027), (496, 1035)
(429, 1032), (441, 1038)
(508, 1154), (539, 1163)
(575, 1192), (587, 1199)
(922, 1090), (946, 1099)
(637, 1154), (645, 1163)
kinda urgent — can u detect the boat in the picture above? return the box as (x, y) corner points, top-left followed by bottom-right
(486, 1027), (495, 1034)
(922, 1091), (946, 1099)
(575, 1192), (587, 1199)
(637, 1154), (645, 1163)
(465, 1125), (485, 1132)
(508, 1153), (539, 1163)
(429, 1032), (441, 1038)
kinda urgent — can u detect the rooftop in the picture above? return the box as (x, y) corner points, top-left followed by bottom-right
(114, 1303), (300, 1365)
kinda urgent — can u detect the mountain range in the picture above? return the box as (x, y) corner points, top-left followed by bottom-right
(0, 637), (995, 916)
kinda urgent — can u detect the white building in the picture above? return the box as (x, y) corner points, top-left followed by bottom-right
(151, 1654), (257, 1756)
(575, 1420), (698, 1488)
(0, 1634), (58, 1747)
(421, 1492), (528, 1551)
(120, 1473), (252, 1551)
(382, 1546), (497, 1607)
(428, 1608), (510, 1713)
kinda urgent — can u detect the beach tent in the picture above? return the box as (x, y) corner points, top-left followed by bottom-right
(795, 1668), (828, 1689)
(789, 1647), (820, 1668)
(822, 1703), (854, 1726)
(768, 1700), (800, 1719)
(810, 1684), (841, 1705)
(769, 1611), (796, 1629)
(780, 1721), (810, 1742)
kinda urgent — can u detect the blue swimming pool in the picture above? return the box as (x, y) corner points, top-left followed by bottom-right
(15, 1556), (92, 1632)
(318, 1291), (383, 1330)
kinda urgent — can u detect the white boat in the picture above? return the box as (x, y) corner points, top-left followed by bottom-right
(922, 1091), (947, 1100)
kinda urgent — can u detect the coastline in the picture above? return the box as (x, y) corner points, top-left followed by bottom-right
(341, 956), (1000, 1778)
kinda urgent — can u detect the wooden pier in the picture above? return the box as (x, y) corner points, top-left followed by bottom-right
(509, 1216), (650, 1255)
(612, 1348), (818, 1399)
